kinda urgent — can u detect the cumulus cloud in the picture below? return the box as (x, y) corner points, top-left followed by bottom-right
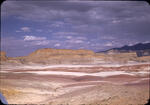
(66, 37), (86, 44)
(54, 43), (61, 47)
(1, 0), (150, 56)
(16, 27), (31, 33)
(21, 27), (31, 32)
(143, 41), (150, 43)
(24, 35), (46, 41)
(50, 21), (65, 27)
(74, 40), (84, 43)
(23, 35), (50, 46)
(112, 20), (121, 24)
(104, 43), (113, 47)
(66, 36), (72, 39)
(53, 32), (78, 36)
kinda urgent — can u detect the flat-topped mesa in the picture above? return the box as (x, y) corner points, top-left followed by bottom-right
(0, 49), (96, 65)
(28, 48), (95, 57)
(24, 48), (95, 64)
(0, 51), (7, 61)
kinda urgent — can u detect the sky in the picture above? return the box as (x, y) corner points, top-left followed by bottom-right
(1, 0), (150, 57)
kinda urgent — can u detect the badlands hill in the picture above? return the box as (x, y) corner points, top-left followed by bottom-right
(29, 48), (94, 57)
(1, 48), (150, 65)
(26, 48), (95, 64)
(0, 48), (95, 65)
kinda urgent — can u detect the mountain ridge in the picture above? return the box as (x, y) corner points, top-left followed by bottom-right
(98, 42), (150, 53)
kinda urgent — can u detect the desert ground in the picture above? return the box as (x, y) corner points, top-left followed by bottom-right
(0, 63), (149, 105)
(1, 0), (150, 104)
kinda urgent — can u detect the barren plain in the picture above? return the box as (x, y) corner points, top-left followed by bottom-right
(0, 49), (150, 105)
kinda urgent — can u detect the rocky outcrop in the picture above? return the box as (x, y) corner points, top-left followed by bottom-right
(0, 51), (24, 65)
(0, 51), (7, 61)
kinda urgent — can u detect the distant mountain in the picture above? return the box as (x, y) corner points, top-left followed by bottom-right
(112, 43), (150, 51)
(99, 43), (150, 53)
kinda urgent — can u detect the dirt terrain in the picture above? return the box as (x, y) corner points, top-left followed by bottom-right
(0, 49), (150, 104)
(0, 64), (149, 105)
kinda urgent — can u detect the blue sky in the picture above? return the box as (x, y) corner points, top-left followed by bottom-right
(1, 0), (150, 57)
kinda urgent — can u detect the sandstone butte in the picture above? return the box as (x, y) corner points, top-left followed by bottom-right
(29, 48), (95, 57)
(0, 48), (95, 64)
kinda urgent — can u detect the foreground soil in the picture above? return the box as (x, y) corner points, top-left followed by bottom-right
(0, 64), (149, 105)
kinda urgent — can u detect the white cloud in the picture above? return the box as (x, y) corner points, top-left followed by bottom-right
(143, 41), (150, 43)
(24, 35), (46, 41)
(21, 27), (31, 32)
(34, 40), (49, 46)
(112, 20), (121, 24)
(53, 32), (78, 36)
(50, 21), (64, 27)
(64, 36), (87, 44)
(66, 36), (72, 39)
(54, 43), (61, 47)
(74, 40), (84, 43)
(67, 39), (84, 44)
(23, 35), (50, 46)
(104, 43), (113, 47)
(16, 27), (31, 33)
